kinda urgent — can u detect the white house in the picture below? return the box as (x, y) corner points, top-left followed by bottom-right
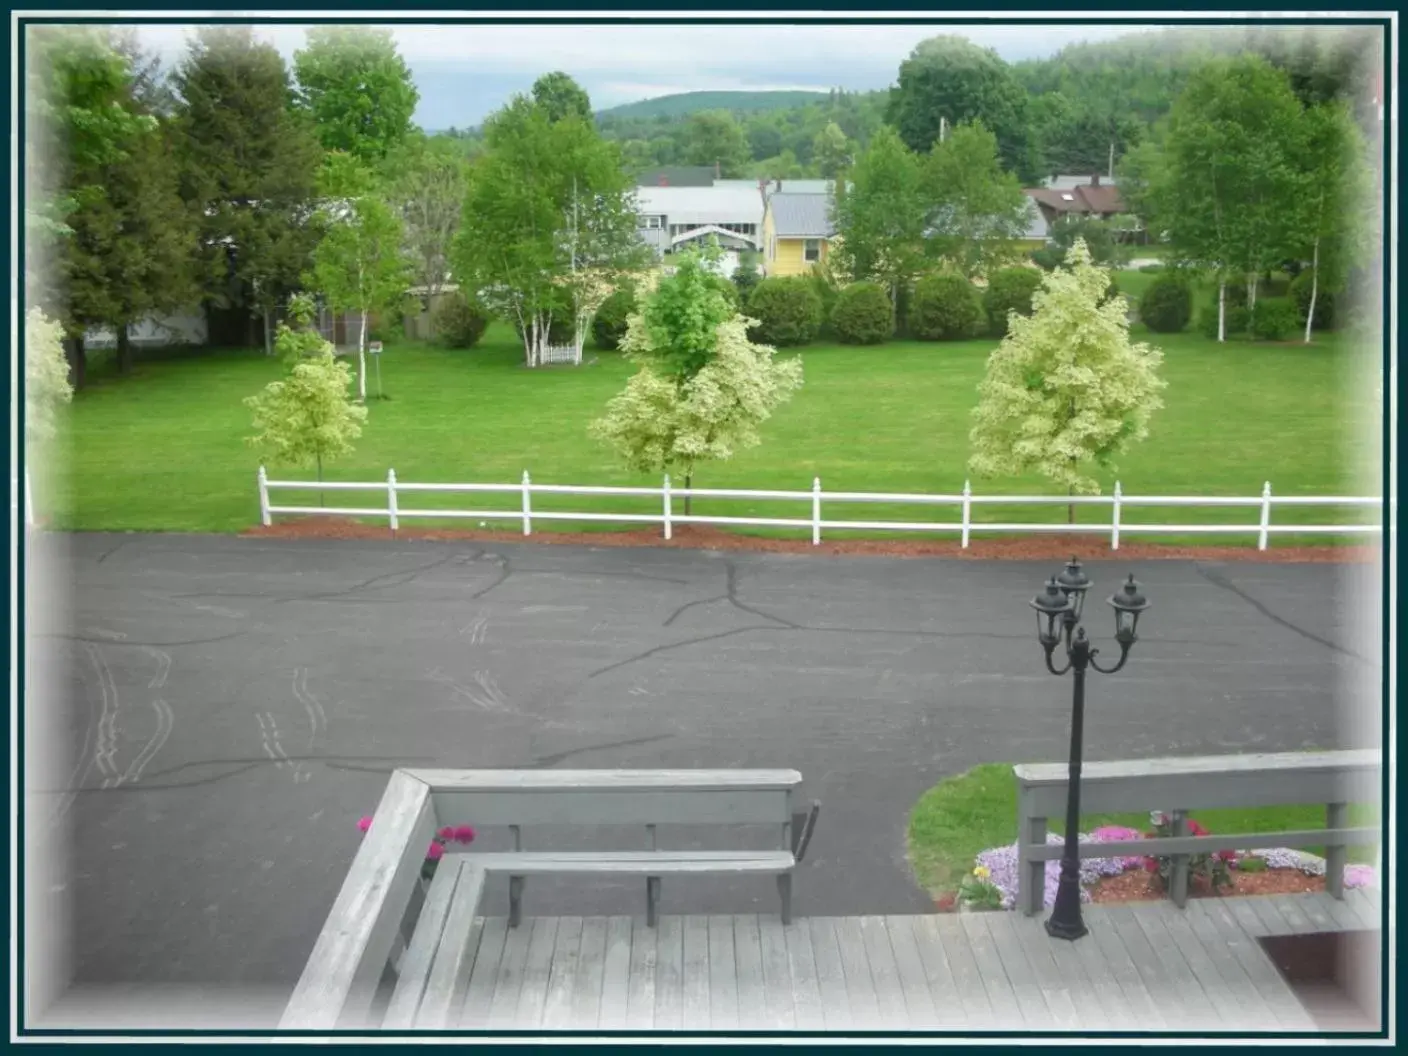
(633, 185), (767, 274)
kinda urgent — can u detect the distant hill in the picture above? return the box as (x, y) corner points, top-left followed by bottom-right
(597, 90), (832, 120)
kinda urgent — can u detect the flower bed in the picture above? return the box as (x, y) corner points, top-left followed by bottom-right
(957, 819), (1377, 912)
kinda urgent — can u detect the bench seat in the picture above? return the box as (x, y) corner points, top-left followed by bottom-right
(461, 849), (796, 873)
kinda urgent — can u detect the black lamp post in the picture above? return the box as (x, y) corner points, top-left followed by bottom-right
(1030, 558), (1150, 941)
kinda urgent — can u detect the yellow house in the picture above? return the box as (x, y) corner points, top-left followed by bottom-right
(762, 192), (838, 277)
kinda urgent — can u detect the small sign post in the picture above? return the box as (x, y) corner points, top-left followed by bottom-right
(368, 341), (384, 399)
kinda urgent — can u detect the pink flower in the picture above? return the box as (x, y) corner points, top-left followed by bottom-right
(438, 826), (455, 841)
(357, 816), (373, 833)
(426, 841), (444, 861)
(453, 825), (476, 845)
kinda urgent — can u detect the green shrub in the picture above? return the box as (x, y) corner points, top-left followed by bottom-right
(806, 260), (842, 334)
(830, 282), (894, 345)
(732, 254), (762, 303)
(1138, 263), (1165, 273)
(1100, 271), (1123, 308)
(1138, 274), (1194, 334)
(982, 267), (1042, 338)
(1290, 271), (1336, 331)
(908, 272), (984, 341)
(1198, 304), (1251, 340)
(1224, 278), (1249, 309)
(745, 277), (823, 346)
(432, 293), (489, 349)
(1249, 299), (1297, 341)
(591, 289), (636, 351)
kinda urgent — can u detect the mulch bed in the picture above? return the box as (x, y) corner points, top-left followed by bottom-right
(1088, 867), (1329, 903)
(244, 516), (1376, 564)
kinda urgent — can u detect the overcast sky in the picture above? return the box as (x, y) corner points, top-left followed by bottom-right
(121, 20), (1156, 129)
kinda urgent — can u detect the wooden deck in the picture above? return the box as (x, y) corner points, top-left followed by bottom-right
(400, 889), (1381, 1032)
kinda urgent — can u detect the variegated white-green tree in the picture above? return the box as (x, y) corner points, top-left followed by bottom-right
(968, 238), (1166, 523)
(590, 247), (803, 515)
(245, 300), (369, 503)
(26, 307), (74, 446)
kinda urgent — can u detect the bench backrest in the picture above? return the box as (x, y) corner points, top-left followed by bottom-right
(406, 768), (801, 832)
(1014, 749), (1381, 819)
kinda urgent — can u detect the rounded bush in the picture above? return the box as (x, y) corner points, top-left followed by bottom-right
(982, 267), (1042, 338)
(1138, 274), (1194, 334)
(732, 255), (762, 303)
(1198, 304), (1251, 340)
(745, 277), (823, 347)
(432, 293), (489, 349)
(591, 289), (636, 351)
(830, 282), (894, 345)
(1250, 299), (1298, 342)
(1223, 278), (1249, 309)
(1289, 271), (1335, 331)
(908, 272), (984, 341)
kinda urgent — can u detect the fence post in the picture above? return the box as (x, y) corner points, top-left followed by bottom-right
(24, 468), (34, 528)
(1325, 802), (1348, 899)
(387, 469), (399, 533)
(1257, 481), (1272, 551)
(812, 477), (822, 546)
(1111, 481), (1122, 552)
(961, 479), (972, 549)
(1168, 810), (1190, 909)
(521, 471), (532, 536)
(258, 466), (271, 527)
(662, 474), (672, 541)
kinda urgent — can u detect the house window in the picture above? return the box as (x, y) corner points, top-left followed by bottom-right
(641, 215), (662, 229)
(804, 239), (821, 263)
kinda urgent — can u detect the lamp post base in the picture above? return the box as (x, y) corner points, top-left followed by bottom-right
(1044, 912), (1088, 941)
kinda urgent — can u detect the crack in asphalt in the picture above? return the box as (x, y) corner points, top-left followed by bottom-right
(526, 733), (677, 768)
(94, 538), (130, 565)
(39, 631), (249, 648)
(36, 753), (438, 792)
(662, 559), (798, 629)
(279, 551), (461, 605)
(1194, 564), (1373, 664)
(588, 626), (777, 679)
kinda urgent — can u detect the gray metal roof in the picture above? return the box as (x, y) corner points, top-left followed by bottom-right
(1022, 197), (1049, 240)
(768, 193), (835, 238)
(634, 185), (766, 228)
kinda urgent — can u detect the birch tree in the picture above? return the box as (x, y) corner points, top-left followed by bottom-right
(590, 247), (803, 513)
(245, 303), (369, 501)
(308, 152), (409, 401)
(1150, 56), (1303, 340)
(968, 239), (1166, 523)
(1292, 100), (1371, 344)
(452, 95), (644, 367)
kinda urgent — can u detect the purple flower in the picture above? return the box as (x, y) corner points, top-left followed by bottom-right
(1343, 864), (1377, 890)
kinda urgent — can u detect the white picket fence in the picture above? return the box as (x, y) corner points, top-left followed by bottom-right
(257, 468), (1385, 551)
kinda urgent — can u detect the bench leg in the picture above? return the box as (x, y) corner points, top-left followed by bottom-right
(509, 876), (525, 928)
(646, 877), (661, 928)
(777, 873), (793, 925)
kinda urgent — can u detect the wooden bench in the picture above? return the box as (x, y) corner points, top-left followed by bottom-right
(420, 768), (819, 929)
(1013, 749), (1381, 916)
(280, 767), (818, 1031)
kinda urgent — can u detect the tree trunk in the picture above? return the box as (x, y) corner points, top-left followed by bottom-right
(65, 335), (87, 391)
(1304, 238), (1320, 344)
(1068, 485), (1075, 526)
(116, 327), (133, 375)
(684, 470), (693, 517)
(1248, 273), (1259, 315)
(358, 309), (369, 401)
(1217, 281), (1226, 343)
(263, 309), (273, 357)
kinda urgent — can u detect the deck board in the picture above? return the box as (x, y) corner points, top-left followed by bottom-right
(438, 896), (1369, 1032)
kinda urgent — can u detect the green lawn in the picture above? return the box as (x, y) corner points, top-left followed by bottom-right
(48, 314), (1381, 539)
(907, 763), (1381, 897)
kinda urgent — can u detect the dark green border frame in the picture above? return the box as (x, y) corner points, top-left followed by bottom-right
(8, 3), (1397, 1046)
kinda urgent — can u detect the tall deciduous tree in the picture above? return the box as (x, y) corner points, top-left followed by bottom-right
(1291, 100), (1371, 343)
(680, 111), (750, 176)
(29, 27), (199, 385)
(590, 247), (803, 511)
(1145, 55), (1304, 340)
(385, 132), (469, 303)
(308, 152), (410, 401)
(171, 26), (323, 347)
(968, 239), (1166, 523)
(245, 299), (369, 496)
(452, 95), (645, 367)
(888, 35), (1037, 181)
(293, 26), (419, 166)
(830, 126), (927, 328)
(812, 122), (851, 179)
(922, 121), (1030, 278)
(531, 71), (593, 124)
